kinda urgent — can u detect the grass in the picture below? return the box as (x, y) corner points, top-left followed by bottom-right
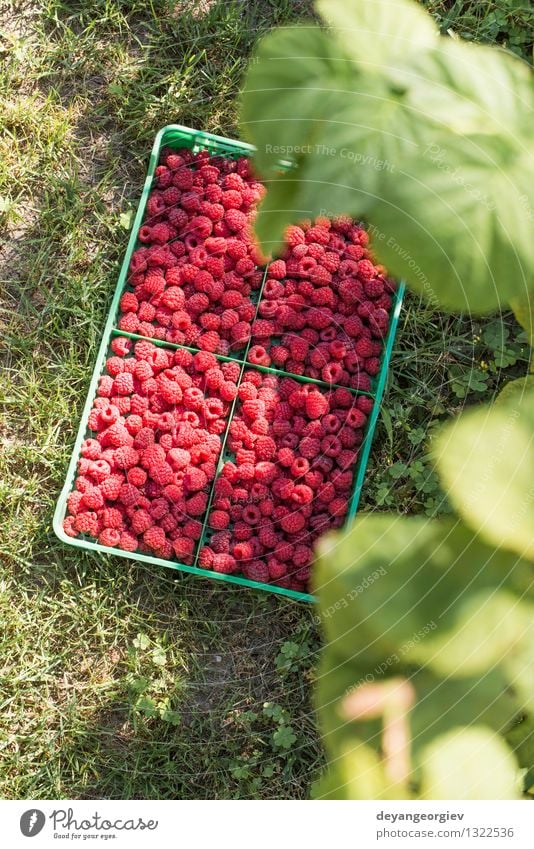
(0, 0), (532, 800)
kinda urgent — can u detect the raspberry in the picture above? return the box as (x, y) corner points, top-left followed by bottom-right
(258, 526), (278, 548)
(63, 516), (78, 538)
(198, 330), (220, 352)
(81, 438), (101, 459)
(291, 484), (313, 505)
(98, 474), (123, 501)
(173, 538), (195, 563)
(184, 467), (208, 493)
(212, 553), (237, 574)
(248, 345), (271, 366)
(209, 509), (230, 529)
(125, 464), (146, 487)
(186, 492), (209, 516)
(255, 436), (276, 460)
(285, 225), (306, 247)
(305, 391), (329, 419)
(289, 338), (309, 362)
(225, 208), (247, 233)
(111, 336), (132, 356)
(75, 511), (99, 536)
(365, 357), (381, 375)
(321, 362), (344, 384)
(149, 460), (174, 486)
(280, 511), (306, 534)
(244, 560), (269, 583)
(144, 526), (166, 551)
(300, 437), (321, 459)
(198, 546), (215, 569)
(268, 259), (286, 279)
(355, 337), (374, 358)
(322, 435), (342, 457)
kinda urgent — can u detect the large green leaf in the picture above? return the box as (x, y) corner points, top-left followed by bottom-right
(434, 392), (534, 560)
(496, 376), (534, 406)
(419, 727), (520, 799)
(404, 589), (534, 683)
(315, 515), (530, 666)
(312, 742), (409, 800)
(316, 649), (519, 765)
(240, 0), (534, 312)
(317, 0), (437, 69)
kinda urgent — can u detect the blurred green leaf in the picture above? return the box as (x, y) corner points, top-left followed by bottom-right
(420, 727), (520, 799)
(434, 391), (534, 560)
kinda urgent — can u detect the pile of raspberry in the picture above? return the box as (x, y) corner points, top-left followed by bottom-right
(117, 147), (267, 355)
(247, 215), (396, 391)
(62, 335), (240, 563)
(198, 370), (373, 593)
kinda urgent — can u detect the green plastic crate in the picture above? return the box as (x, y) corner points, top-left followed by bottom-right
(53, 124), (405, 603)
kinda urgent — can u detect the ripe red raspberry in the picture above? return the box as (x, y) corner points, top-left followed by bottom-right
(221, 189), (242, 209)
(321, 362), (344, 384)
(119, 292), (138, 313)
(111, 336), (132, 356)
(198, 546), (215, 569)
(148, 460), (174, 486)
(114, 446), (140, 470)
(357, 259), (375, 279)
(125, 466), (146, 488)
(291, 484), (313, 505)
(216, 380), (235, 402)
(288, 338), (309, 362)
(209, 509), (230, 529)
(280, 511), (306, 534)
(233, 540), (254, 561)
(220, 171), (243, 190)
(63, 516), (78, 538)
(248, 345), (271, 366)
(187, 491), (209, 516)
(305, 391), (329, 420)
(160, 287), (185, 311)
(97, 474), (122, 501)
(270, 346), (289, 367)
(322, 434), (342, 457)
(224, 208), (247, 233)
(184, 467), (208, 493)
(244, 560), (269, 583)
(252, 319), (274, 339)
(143, 526), (166, 551)
(354, 397), (372, 417)
(130, 509), (153, 535)
(213, 553), (237, 574)
(355, 337), (374, 358)
(81, 438), (101, 459)
(196, 330), (219, 352)
(268, 259), (286, 279)
(171, 537), (194, 563)
(75, 511), (99, 536)
(171, 166), (193, 189)
(300, 437), (321, 459)
(285, 225), (305, 247)
(365, 357), (381, 376)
